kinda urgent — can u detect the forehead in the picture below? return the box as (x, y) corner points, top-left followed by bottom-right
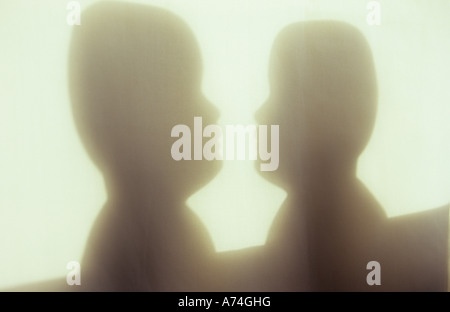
(269, 21), (376, 96)
(70, 3), (202, 82)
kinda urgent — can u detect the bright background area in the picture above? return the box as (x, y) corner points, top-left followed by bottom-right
(0, 0), (449, 288)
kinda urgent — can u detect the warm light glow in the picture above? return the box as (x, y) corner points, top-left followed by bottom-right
(0, 0), (448, 289)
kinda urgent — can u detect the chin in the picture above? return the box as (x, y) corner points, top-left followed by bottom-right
(255, 162), (273, 179)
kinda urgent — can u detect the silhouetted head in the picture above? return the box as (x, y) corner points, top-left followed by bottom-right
(256, 21), (377, 189)
(69, 3), (220, 200)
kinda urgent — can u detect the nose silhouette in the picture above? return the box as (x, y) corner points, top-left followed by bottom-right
(255, 101), (273, 126)
(203, 97), (221, 124)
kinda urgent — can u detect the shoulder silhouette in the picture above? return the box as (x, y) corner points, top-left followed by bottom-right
(251, 20), (448, 291)
(9, 2), (221, 292)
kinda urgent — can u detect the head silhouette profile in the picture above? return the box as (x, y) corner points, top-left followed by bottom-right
(252, 21), (383, 291)
(256, 21), (377, 191)
(68, 2), (220, 291)
(70, 3), (220, 201)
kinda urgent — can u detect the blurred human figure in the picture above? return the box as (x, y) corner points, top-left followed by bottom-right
(251, 20), (448, 291)
(67, 2), (221, 291)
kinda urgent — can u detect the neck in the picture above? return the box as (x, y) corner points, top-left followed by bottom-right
(83, 175), (214, 291)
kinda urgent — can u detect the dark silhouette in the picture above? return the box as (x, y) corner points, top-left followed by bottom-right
(6, 12), (448, 292)
(68, 2), (222, 291)
(9, 2), (224, 292)
(250, 20), (448, 291)
(1, 2), (222, 292)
